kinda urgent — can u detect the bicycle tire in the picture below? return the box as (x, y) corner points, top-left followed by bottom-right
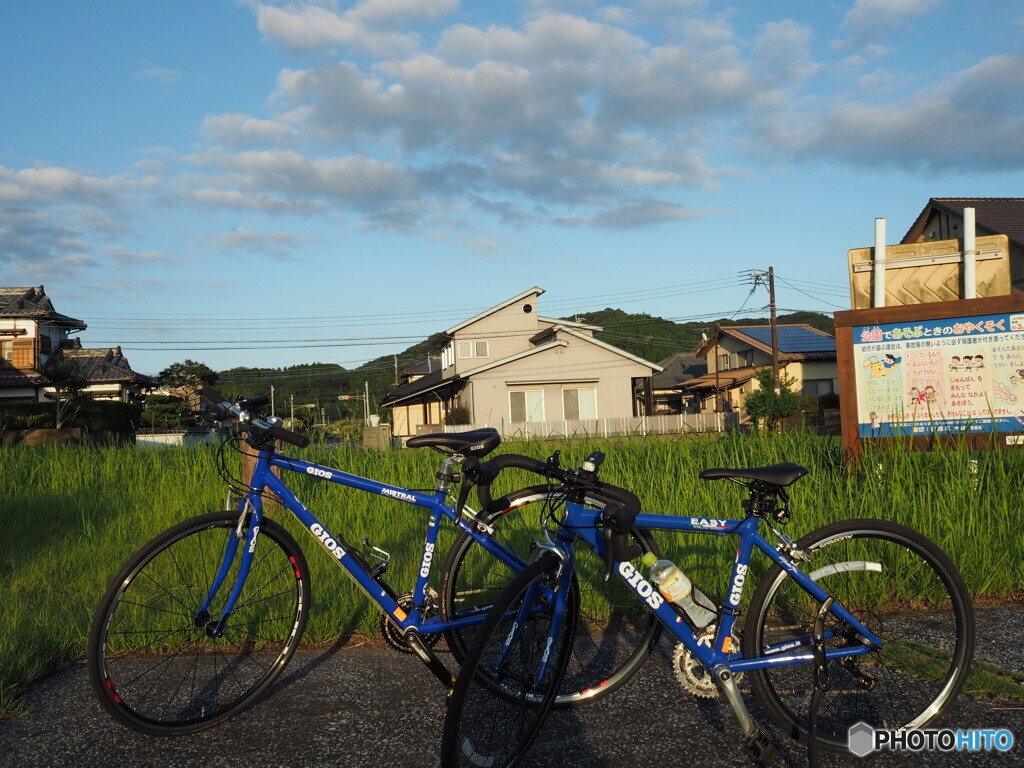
(87, 511), (310, 735)
(743, 518), (974, 754)
(442, 553), (575, 768)
(439, 485), (661, 707)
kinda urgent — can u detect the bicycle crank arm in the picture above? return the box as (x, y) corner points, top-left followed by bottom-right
(714, 665), (778, 765)
(404, 628), (456, 690)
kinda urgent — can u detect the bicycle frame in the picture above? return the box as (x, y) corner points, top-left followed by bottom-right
(198, 445), (530, 643)
(557, 503), (882, 676)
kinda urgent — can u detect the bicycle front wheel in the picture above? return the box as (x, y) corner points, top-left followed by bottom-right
(442, 553), (575, 768)
(743, 518), (974, 754)
(439, 485), (661, 707)
(87, 511), (310, 735)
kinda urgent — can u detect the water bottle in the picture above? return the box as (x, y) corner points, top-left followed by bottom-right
(642, 553), (717, 629)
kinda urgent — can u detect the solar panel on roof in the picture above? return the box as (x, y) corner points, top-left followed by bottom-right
(738, 327), (835, 353)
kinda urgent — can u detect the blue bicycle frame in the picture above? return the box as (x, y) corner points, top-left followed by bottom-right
(197, 446), (531, 672)
(556, 502), (882, 676)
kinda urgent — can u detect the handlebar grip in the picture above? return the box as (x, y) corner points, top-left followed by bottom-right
(476, 453), (559, 511)
(592, 482), (642, 515)
(267, 424), (310, 448)
(245, 395), (270, 410)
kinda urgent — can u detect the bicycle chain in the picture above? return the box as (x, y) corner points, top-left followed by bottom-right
(380, 591), (442, 654)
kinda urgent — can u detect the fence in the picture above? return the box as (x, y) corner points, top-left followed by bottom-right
(435, 412), (740, 440)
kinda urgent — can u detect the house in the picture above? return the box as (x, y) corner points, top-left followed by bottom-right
(50, 340), (157, 404)
(381, 287), (663, 438)
(0, 286), (155, 405)
(901, 198), (1024, 293)
(679, 325), (837, 419)
(650, 352), (706, 414)
(848, 198), (1024, 309)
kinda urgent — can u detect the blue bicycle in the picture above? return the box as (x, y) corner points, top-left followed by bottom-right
(86, 393), (659, 735)
(443, 451), (975, 766)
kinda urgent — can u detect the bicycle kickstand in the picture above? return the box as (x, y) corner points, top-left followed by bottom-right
(806, 597), (834, 768)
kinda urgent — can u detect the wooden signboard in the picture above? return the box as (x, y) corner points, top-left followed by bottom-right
(835, 294), (1024, 460)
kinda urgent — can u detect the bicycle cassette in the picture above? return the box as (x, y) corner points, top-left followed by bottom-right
(380, 591), (441, 654)
(672, 627), (743, 699)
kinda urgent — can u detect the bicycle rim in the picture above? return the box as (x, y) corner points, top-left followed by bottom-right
(744, 519), (974, 754)
(88, 512), (309, 734)
(440, 486), (661, 707)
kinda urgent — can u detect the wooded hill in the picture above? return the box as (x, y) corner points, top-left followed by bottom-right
(217, 310), (834, 422)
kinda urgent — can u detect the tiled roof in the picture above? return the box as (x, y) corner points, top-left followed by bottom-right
(902, 198), (1024, 249)
(52, 344), (158, 386)
(0, 286), (87, 328)
(402, 356), (442, 377)
(379, 369), (446, 406)
(653, 352), (705, 389)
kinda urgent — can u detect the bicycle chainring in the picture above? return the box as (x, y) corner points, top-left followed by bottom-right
(672, 626), (743, 699)
(380, 591), (441, 654)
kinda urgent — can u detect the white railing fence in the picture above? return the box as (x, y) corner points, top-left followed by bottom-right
(437, 412), (740, 440)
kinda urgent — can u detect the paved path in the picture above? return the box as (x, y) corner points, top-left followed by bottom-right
(2, 609), (1022, 767)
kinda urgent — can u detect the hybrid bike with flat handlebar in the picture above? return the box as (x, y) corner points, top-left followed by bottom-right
(443, 450), (975, 767)
(87, 392), (660, 735)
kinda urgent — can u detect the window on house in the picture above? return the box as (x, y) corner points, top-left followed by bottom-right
(562, 388), (597, 420)
(509, 390), (544, 423)
(0, 341), (11, 367)
(733, 350), (752, 368)
(802, 379), (836, 398)
(457, 340), (489, 359)
(717, 353), (730, 371)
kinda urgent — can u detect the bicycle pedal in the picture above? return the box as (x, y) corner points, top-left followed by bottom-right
(744, 729), (777, 765)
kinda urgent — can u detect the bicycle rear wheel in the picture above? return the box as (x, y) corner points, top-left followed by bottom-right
(440, 485), (661, 707)
(743, 518), (974, 754)
(87, 511), (310, 735)
(442, 553), (575, 768)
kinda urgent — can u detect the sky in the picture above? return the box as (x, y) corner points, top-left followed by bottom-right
(2, 0), (1023, 379)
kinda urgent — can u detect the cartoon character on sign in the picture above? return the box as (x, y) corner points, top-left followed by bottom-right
(882, 353), (902, 371)
(993, 380), (1017, 404)
(868, 411), (882, 437)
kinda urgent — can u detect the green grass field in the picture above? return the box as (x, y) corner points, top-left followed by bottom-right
(2, 431), (1022, 715)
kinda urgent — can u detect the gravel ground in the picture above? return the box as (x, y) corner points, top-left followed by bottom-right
(2, 607), (1021, 767)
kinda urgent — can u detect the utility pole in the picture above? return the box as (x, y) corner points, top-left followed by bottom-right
(752, 267), (781, 389)
(393, 355), (398, 386)
(290, 394), (294, 425)
(271, 384), (275, 416)
(364, 381), (370, 426)
(768, 266), (779, 387)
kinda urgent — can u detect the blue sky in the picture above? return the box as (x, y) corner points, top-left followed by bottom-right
(2, 0), (1022, 377)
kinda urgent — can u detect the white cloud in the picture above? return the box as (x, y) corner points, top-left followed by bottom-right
(0, 209), (96, 277)
(104, 246), (171, 265)
(783, 54), (1024, 172)
(135, 67), (184, 84)
(840, 0), (944, 48)
(211, 227), (318, 258)
(0, 165), (128, 205)
(253, 1), (430, 55)
(201, 113), (296, 148)
(189, 187), (327, 215)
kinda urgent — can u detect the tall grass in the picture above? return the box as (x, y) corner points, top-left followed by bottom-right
(2, 431), (1021, 714)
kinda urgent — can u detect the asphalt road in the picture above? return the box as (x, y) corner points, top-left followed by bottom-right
(2, 608), (1022, 767)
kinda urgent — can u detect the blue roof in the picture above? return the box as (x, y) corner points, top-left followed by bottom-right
(738, 327), (835, 353)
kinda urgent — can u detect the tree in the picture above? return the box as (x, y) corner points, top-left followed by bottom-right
(42, 356), (90, 428)
(158, 359), (219, 403)
(743, 368), (804, 433)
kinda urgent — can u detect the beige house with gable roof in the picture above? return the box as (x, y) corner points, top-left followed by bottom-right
(382, 287), (662, 438)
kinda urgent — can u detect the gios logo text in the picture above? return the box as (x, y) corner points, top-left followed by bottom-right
(729, 564), (748, 606)
(618, 561), (665, 611)
(419, 542), (435, 578)
(306, 466), (334, 480)
(310, 523), (345, 560)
